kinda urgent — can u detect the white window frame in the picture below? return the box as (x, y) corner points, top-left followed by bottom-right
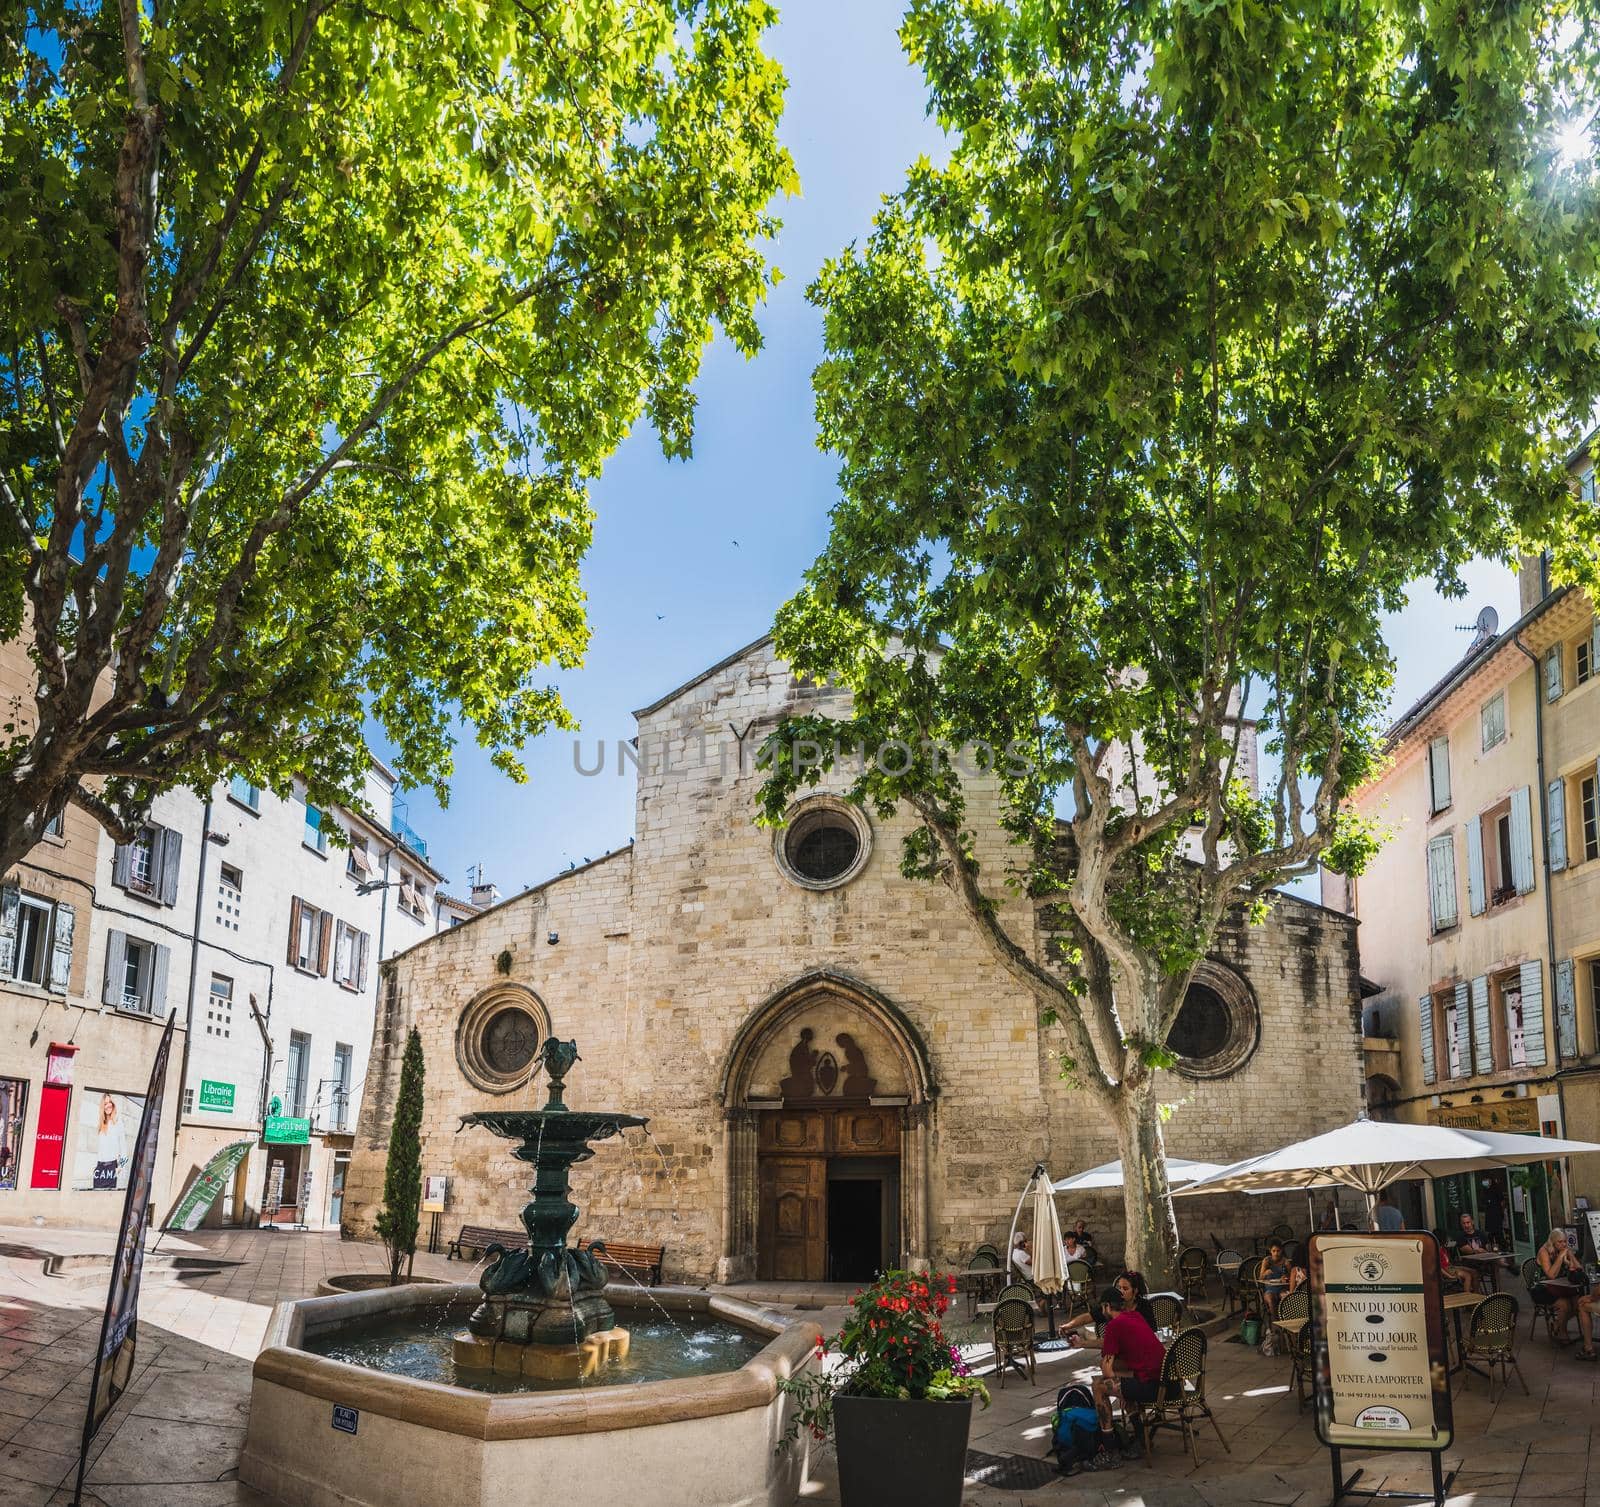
(1481, 692), (1507, 751)
(11, 895), (53, 985)
(122, 936), (153, 1013)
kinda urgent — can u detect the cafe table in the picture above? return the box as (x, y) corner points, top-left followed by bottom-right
(1457, 1250), (1509, 1293)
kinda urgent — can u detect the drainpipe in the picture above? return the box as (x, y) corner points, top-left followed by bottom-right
(1513, 632), (1570, 1206)
(174, 799), (213, 1164)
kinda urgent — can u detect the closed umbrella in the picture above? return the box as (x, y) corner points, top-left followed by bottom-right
(1030, 1168), (1067, 1296)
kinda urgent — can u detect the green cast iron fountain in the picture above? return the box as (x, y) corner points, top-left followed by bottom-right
(454, 1038), (648, 1367)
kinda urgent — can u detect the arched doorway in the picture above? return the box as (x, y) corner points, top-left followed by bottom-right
(717, 972), (937, 1284)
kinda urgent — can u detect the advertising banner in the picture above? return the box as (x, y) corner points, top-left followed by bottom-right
(72, 1089), (145, 1192)
(166, 1139), (253, 1232)
(74, 1012), (175, 1502)
(1310, 1232), (1451, 1452)
(30, 1043), (76, 1190)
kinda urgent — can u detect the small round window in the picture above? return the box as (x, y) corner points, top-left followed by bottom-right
(1166, 961), (1259, 1079)
(775, 798), (871, 891)
(457, 986), (550, 1094)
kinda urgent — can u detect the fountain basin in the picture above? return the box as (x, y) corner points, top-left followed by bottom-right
(241, 1282), (820, 1507)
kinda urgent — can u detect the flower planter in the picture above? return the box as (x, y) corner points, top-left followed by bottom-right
(833, 1394), (974, 1507)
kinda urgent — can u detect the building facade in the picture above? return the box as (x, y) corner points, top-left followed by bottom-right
(345, 637), (1366, 1281)
(1325, 440), (1600, 1263)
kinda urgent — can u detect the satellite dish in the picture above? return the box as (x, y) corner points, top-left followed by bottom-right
(1477, 605), (1499, 637)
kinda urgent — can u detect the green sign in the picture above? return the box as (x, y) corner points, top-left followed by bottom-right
(166, 1140), (252, 1231)
(198, 1080), (235, 1112)
(263, 1115), (311, 1145)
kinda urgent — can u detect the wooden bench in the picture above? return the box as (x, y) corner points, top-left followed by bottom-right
(579, 1238), (666, 1287)
(446, 1224), (527, 1261)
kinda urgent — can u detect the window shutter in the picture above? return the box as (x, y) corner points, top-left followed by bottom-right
(1454, 981), (1470, 1077)
(159, 828), (183, 906)
(1592, 618), (1600, 678)
(1428, 737), (1451, 813)
(287, 898), (303, 966)
(112, 841), (132, 888)
(1520, 960), (1546, 1067)
(1549, 778), (1568, 872)
(1546, 647), (1565, 701)
(1509, 786), (1535, 894)
(357, 929), (370, 992)
(103, 930), (127, 1006)
(0, 884), (18, 977)
(1466, 819), (1486, 915)
(149, 944), (170, 1014)
(1557, 959), (1579, 1059)
(1471, 976), (1493, 1076)
(48, 902), (74, 993)
(1419, 994), (1436, 1084)
(317, 911), (332, 975)
(1426, 834), (1457, 930)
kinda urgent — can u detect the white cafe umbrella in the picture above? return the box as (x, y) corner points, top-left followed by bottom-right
(1177, 1116), (1600, 1222)
(1005, 1164), (1067, 1293)
(1052, 1157), (1227, 1193)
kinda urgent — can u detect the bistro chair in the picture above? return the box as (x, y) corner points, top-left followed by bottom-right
(1132, 1328), (1230, 1467)
(1238, 1255), (1265, 1318)
(1177, 1246), (1208, 1304)
(1459, 1293), (1526, 1402)
(964, 1250), (1003, 1318)
(994, 1282), (1036, 1317)
(973, 1242), (1002, 1264)
(991, 1297), (1035, 1388)
(1271, 1222), (1295, 1244)
(1271, 1288), (1309, 1376)
(1063, 1259), (1094, 1315)
(1521, 1258), (1560, 1340)
(1215, 1248), (1246, 1316)
(1149, 1293), (1185, 1338)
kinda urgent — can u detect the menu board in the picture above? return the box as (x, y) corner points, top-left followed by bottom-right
(1309, 1233), (1452, 1453)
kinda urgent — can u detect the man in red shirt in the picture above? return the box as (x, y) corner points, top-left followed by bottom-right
(1084, 1272), (1165, 1433)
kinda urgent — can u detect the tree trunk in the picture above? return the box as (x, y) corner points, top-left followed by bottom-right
(1113, 1078), (1180, 1288)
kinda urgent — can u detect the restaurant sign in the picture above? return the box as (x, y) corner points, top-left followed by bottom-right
(1428, 1099), (1539, 1134)
(263, 1115), (311, 1145)
(1309, 1232), (1451, 1454)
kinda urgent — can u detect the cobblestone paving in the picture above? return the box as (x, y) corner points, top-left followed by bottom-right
(0, 1227), (1587, 1506)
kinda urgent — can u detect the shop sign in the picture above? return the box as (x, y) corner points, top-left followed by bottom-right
(1429, 1099), (1538, 1134)
(263, 1115), (310, 1145)
(167, 1139), (253, 1232)
(1310, 1232), (1451, 1453)
(198, 1080), (235, 1112)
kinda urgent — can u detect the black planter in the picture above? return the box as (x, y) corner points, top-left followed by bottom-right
(833, 1394), (975, 1507)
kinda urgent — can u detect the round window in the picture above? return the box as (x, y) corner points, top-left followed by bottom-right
(1166, 962), (1259, 1079)
(482, 1008), (539, 1076)
(456, 986), (550, 1094)
(775, 799), (871, 891)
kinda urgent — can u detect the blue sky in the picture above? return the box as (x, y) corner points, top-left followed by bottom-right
(374, 0), (1525, 900)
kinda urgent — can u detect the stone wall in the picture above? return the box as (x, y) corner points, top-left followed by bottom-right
(344, 638), (1366, 1279)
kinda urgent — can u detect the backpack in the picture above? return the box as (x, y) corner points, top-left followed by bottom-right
(1051, 1406), (1101, 1462)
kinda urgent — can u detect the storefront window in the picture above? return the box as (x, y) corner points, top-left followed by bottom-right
(0, 1077), (27, 1190)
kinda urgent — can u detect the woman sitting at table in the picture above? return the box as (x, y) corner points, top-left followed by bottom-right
(1536, 1228), (1585, 1343)
(1258, 1240), (1292, 1316)
(1063, 1231), (1094, 1270)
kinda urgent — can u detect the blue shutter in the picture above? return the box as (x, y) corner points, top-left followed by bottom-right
(1557, 959), (1579, 1060)
(1546, 647), (1564, 701)
(1509, 787), (1535, 894)
(1418, 993), (1436, 1085)
(1520, 960), (1546, 1067)
(1454, 981), (1470, 1079)
(1426, 834), (1457, 930)
(1471, 976), (1493, 1076)
(1466, 818), (1486, 916)
(1549, 777), (1568, 872)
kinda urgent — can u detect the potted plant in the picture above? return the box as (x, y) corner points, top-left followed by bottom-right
(780, 1270), (989, 1507)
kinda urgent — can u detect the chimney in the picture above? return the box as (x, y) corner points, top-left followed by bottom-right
(470, 877), (499, 909)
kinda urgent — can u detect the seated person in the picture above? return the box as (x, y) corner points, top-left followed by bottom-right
(1437, 1243), (1478, 1295)
(1457, 1212), (1494, 1255)
(1070, 1218), (1095, 1253)
(1086, 1272), (1165, 1451)
(1063, 1231), (1094, 1272)
(1536, 1228), (1585, 1343)
(1285, 1244), (1310, 1296)
(1011, 1231), (1034, 1282)
(1257, 1240), (1291, 1316)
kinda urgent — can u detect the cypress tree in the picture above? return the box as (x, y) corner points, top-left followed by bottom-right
(376, 1026), (425, 1285)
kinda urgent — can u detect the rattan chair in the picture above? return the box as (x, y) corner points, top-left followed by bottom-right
(995, 1281), (1036, 1309)
(1271, 1222), (1295, 1243)
(973, 1242), (1002, 1264)
(1238, 1255), (1265, 1317)
(1521, 1258), (1560, 1339)
(1177, 1246), (1208, 1304)
(1271, 1289), (1310, 1387)
(1149, 1293), (1185, 1336)
(1215, 1248), (1245, 1315)
(1132, 1328), (1230, 1467)
(1062, 1259), (1095, 1324)
(1460, 1293), (1527, 1401)
(992, 1296), (1035, 1387)
(964, 1255), (1001, 1320)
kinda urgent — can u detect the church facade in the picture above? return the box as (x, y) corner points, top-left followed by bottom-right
(344, 638), (1366, 1281)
